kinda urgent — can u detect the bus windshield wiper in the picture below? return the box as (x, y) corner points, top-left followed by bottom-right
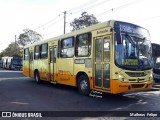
(125, 34), (136, 48)
(125, 34), (145, 70)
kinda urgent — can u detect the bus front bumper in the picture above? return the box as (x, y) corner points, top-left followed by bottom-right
(110, 79), (153, 94)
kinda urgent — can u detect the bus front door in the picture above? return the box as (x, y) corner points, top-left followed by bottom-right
(49, 46), (57, 82)
(94, 36), (111, 90)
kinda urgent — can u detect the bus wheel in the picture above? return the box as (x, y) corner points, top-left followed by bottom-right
(78, 75), (90, 96)
(34, 71), (41, 83)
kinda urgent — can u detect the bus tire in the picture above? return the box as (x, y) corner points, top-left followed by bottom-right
(34, 71), (41, 84)
(77, 75), (90, 96)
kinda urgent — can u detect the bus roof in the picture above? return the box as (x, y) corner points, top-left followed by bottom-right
(24, 20), (115, 48)
(24, 20), (147, 48)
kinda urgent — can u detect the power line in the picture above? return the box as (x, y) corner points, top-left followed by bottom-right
(63, 11), (67, 34)
(34, 0), (99, 32)
(133, 15), (160, 23)
(68, 0), (111, 16)
(35, 0), (144, 38)
(67, 0), (97, 12)
(34, 16), (64, 37)
(42, 25), (64, 37)
(34, 0), (113, 36)
(34, 15), (61, 30)
(95, 0), (141, 17)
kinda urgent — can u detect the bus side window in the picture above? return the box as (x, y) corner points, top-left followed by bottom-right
(60, 37), (74, 58)
(34, 46), (40, 60)
(75, 33), (91, 57)
(24, 48), (29, 60)
(40, 43), (48, 59)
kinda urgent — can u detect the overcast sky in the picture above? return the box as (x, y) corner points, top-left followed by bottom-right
(0, 0), (159, 52)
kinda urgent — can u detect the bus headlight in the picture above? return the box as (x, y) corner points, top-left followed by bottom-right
(150, 73), (153, 78)
(118, 74), (123, 79)
(118, 74), (125, 81)
(115, 72), (126, 82)
(149, 73), (153, 81)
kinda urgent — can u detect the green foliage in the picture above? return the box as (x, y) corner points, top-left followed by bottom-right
(0, 28), (41, 57)
(18, 28), (42, 47)
(70, 12), (99, 31)
(0, 42), (22, 58)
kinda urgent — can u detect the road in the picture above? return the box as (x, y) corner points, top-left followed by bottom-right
(0, 68), (160, 120)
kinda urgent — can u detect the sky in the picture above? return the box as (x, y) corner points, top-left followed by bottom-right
(0, 0), (160, 52)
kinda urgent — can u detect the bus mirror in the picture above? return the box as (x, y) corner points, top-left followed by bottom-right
(116, 33), (122, 44)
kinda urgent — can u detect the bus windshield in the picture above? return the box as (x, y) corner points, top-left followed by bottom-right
(12, 59), (22, 66)
(154, 57), (160, 69)
(114, 21), (152, 70)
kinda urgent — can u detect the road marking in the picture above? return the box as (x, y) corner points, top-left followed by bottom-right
(0, 70), (22, 73)
(11, 102), (29, 105)
(0, 77), (30, 81)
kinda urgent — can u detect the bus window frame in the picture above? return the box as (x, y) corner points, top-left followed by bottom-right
(60, 37), (74, 58)
(34, 45), (40, 60)
(75, 32), (92, 57)
(40, 43), (48, 59)
(24, 48), (29, 60)
(57, 40), (61, 58)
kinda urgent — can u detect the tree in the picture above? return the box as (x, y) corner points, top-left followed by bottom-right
(70, 12), (99, 31)
(18, 28), (42, 47)
(0, 42), (22, 57)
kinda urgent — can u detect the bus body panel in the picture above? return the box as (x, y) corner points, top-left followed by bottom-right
(23, 20), (153, 95)
(48, 40), (58, 82)
(28, 47), (34, 78)
(110, 79), (153, 94)
(56, 57), (75, 86)
(40, 59), (50, 81)
(23, 61), (29, 76)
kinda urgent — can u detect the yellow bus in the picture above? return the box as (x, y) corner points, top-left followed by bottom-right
(23, 20), (153, 95)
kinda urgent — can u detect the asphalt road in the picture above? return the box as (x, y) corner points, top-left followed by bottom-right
(0, 68), (160, 120)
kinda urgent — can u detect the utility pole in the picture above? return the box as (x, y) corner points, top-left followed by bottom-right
(15, 35), (17, 54)
(15, 35), (17, 48)
(63, 11), (67, 34)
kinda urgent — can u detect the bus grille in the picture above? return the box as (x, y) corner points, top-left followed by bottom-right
(131, 84), (145, 88)
(125, 72), (146, 77)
